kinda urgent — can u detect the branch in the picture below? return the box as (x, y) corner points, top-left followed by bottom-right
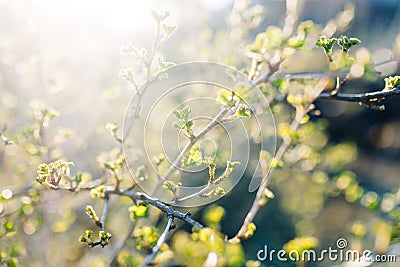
(52, 183), (203, 229)
(140, 214), (174, 267)
(151, 107), (231, 196)
(99, 195), (110, 231)
(231, 79), (328, 242)
(317, 83), (400, 109)
(114, 189), (203, 229)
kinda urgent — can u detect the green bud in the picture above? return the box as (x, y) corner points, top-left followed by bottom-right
(85, 205), (99, 223)
(90, 185), (106, 199)
(203, 157), (216, 182)
(99, 231), (112, 246)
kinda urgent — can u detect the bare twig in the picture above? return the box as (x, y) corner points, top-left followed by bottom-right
(317, 83), (400, 109)
(140, 214), (174, 267)
(99, 195), (110, 231)
(231, 79), (328, 242)
(49, 184), (203, 261)
(113, 189), (203, 229)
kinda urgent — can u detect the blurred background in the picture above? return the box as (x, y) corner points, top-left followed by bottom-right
(1, 0), (400, 266)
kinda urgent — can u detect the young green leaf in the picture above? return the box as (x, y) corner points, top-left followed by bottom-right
(315, 35), (337, 62)
(337, 35), (361, 53)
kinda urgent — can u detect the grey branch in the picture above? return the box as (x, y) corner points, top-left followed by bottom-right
(317, 83), (400, 109)
(113, 190), (203, 229)
(99, 195), (110, 231)
(140, 214), (174, 267)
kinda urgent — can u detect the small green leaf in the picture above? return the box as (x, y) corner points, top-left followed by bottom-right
(337, 35), (361, 53)
(104, 162), (115, 171)
(183, 147), (202, 166)
(315, 35), (337, 62)
(217, 89), (237, 107)
(158, 56), (176, 70)
(236, 104), (251, 117)
(173, 106), (194, 137)
(73, 173), (82, 184)
(186, 120), (193, 128)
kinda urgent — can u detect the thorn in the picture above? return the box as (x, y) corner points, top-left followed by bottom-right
(330, 76), (341, 96)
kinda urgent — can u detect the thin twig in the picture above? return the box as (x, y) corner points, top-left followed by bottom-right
(100, 195), (110, 231)
(140, 214), (174, 267)
(49, 183), (203, 229)
(113, 189), (203, 229)
(317, 83), (400, 105)
(151, 107), (231, 196)
(231, 79), (328, 242)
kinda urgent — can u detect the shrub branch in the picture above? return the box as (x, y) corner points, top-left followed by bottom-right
(140, 214), (174, 267)
(231, 79), (328, 242)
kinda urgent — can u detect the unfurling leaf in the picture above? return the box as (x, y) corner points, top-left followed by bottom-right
(173, 106), (194, 138)
(236, 104), (251, 117)
(99, 231), (112, 247)
(79, 230), (93, 245)
(183, 147), (202, 167)
(315, 35), (337, 62)
(158, 56), (176, 71)
(383, 76), (400, 91)
(85, 205), (100, 224)
(337, 35), (361, 53)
